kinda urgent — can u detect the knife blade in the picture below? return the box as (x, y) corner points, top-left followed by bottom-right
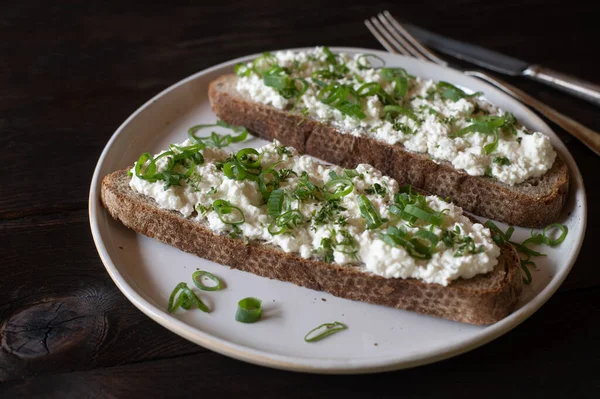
(404, 24), (530, 76)
(403, 23), (600, 106)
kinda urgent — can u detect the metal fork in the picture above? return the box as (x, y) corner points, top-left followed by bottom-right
(365, 10), (600, 156)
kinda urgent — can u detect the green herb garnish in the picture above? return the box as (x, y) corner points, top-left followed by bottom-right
(192, 270), (223, 291)
(451, 115), (517, 155)
(436, 81), (482, 101)
(313, 200), (346, 226)
(317, 236), (335, 262)
(268, 210), (304, 236)
(235, 297), (262, 323)
(365, 183), (387, 197)
(380, 67), (410, 99)
(323, 172), (354, 200)
(357, 194), (386, 229)
(484, 220), (568, 284)
(356, 53), (385, 70)
(381, 226), (437, 259)
(188, 120), (249, 149)
(295, 171), (319, 199)
(168, 282), (210, 313)
(213, 199), (245, 225)
(493, 157), (511, 166)
(317, 82), (365, 120)
(304, 321), (347, 342)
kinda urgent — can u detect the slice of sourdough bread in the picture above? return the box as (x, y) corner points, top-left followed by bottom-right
(208, 74), (569, 228)
(101, 170), (523, 325)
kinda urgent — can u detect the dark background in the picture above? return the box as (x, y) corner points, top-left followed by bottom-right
(1, 0), (599, 397)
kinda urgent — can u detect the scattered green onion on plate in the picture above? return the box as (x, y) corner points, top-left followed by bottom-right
(304, 321), (348, 343)
(192, 270), (223, 291)
(168, 282), (210, 313)
(235, 297), (262, 323)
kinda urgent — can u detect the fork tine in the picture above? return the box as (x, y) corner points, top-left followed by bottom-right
(375, 13), (428, 61)
(381, 10), (448, 66)
(364, 19), (398, 54)
(367, 17), (412, 57)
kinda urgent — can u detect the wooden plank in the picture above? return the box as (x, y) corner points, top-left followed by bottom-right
(1, 1), (599, 219)
(2, 287), (598, 398)
(2, 0), (599, 396)
(0, 209), (598, 382)
(0, 210), (201, 382)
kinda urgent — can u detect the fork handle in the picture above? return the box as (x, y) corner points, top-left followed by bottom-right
(465, 70), (600, 156)
(523, 65), (600, 107)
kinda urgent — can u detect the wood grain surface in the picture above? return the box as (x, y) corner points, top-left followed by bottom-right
(1, 0), (598, 397)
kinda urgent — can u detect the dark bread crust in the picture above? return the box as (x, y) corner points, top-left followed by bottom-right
(208, 74), (569, 228)
(101, 170), (523, 325)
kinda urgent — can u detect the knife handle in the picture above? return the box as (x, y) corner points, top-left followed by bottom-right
(523, 65), (600, 107)
(466, 70), (600, 156)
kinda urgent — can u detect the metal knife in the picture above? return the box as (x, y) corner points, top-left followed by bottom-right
(405, 24), (600, 107)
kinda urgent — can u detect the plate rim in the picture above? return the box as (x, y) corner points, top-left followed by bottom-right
(89, 46), (587, 374)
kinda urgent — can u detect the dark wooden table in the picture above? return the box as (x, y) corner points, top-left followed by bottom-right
(1, 1), (599, 397)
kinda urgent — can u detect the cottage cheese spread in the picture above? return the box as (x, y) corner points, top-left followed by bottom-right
(130, 140), (500, 286)
(235, 47), (556, 186)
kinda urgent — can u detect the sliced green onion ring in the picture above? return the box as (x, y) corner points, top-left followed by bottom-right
(168, 282), (210, 313)
(168, 282), (188, 313)
(135, 152), (158, 180)
(235, 297), (262, 323)
(384, 105), (419, 122)
(381, 226), (433, 259)
(192, 270), (223, 291)
(356, 53), (385, 69)
(304, 321), (348, 343)
(520, 259), (534, 285)
(317, 83), (366, 120)
(542, 223), (568, 246)
(453, 115), (505, 138)
(380, 67), (409, 99)
(268, 210), (304, 236)
(403, 204), (443, 226)
(437, 81), (482, 101)
(484, 220), (510, 245)
(510, 241), (546, 257)
(223, 161), (247, 181)
(414, 229), (439, 248)
(213, 199), (245, 225)
(188, 120), (249, 148)
(323, 177), (354, 200)
(258, 166), (281, 200)
(234, 62), (252, 77)
(521, 232), (545, 246)
(235, 148), (261, 169)
(252, 52), (277, 76)
(267, 189), (285, 217)
(484, 131), (499, 155)
(357, 194), (385, 229)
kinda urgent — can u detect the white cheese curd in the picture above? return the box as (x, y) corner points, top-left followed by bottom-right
(234, 47), (556, 185)
(129, 139), (501, 286)
(236, 74), (289, 110)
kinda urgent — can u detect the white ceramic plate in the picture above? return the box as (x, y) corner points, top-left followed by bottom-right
(89, 47), (586, 374)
